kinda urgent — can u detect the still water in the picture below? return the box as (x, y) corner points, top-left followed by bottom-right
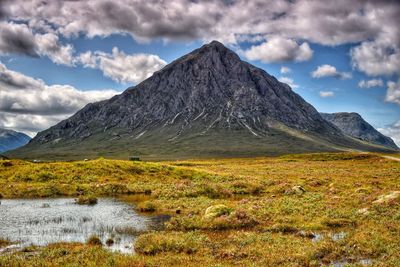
(0, 198), (157, 253)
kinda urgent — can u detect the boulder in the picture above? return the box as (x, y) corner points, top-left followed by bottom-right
(292, 185), (306, 195)
(373, 191), (400, 204)
(204, 204), (232, 219)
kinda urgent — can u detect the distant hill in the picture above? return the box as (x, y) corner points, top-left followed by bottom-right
(320, 112), (398, 150)
(8, 41), (397, 160)
(0, 128), (31, 153)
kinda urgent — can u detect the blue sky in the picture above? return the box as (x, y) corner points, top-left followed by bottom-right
(0, 0), (399, 143)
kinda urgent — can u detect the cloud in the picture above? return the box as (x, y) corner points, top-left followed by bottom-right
(385, 80), (400, 105)
(351, 40), (400, 76)
(0, 62), (119, 134)
(279, 77), (299, 89)
(280, 67), (291, 74)
(0, 21), (38, 57)
(2, 0), (397, 45)
(358, 79), (384, 89)
(77, 47), (167, 84)
(244, 37), (313, 63)
(378, 121), (400, 147)
(0, 21), (75, 66)
(311, 64), (352, 79)
(35, 33), (75, 66)
(319, 91), (335, 98)
(0, 113), (66, 137)
(0, 0), (399, 67)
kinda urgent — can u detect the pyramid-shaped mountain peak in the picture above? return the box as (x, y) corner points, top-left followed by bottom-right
(9, 42), (396, 160)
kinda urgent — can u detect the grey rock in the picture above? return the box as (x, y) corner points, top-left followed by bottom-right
(321, 112), (398, 150)
(33, 41), (341, 143)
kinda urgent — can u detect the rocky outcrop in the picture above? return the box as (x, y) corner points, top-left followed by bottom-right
(321, 112), (398, 150)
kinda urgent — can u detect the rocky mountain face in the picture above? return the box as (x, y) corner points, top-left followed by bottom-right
(321, 112), (398, 150)
(0, 128), (31, 153)
(8, 41), (396, 160)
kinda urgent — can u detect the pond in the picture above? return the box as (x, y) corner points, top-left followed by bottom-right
(0, 198), (164, 254)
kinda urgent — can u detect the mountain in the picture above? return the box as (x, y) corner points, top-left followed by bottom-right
(321, 112), (398, 150)
(8, 41), (397, 160)
(0, 128), (31, 153)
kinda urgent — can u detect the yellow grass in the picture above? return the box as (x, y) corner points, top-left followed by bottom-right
(0, 152), (399, 266)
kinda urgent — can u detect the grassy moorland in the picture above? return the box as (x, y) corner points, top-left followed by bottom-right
(0, 152), (399, 266)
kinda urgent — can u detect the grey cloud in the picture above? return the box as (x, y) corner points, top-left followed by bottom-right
(0, 22), (38, 56)
(3, 0), (399, 45)
(0, 0), (399, 68)
(0, 22), (75, 66)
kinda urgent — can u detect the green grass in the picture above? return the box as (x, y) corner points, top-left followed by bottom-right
(6, 124), (395, 161)
(0, 152), (399, 266)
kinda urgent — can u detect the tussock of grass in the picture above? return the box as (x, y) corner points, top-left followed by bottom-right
(0, 238), (11, 248)
(75, 196), (98, 205)
(138, 201), (157, 212)
(86, 235), (102, 246)
(135, 232), (206, 255)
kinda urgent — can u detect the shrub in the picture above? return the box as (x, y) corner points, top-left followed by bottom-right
(321, 218), (355, 228)
(0, 238), (11, 248)
(101, 183), (131, 195)
(138, 201), (157, 212)
(231, 181), (263, 195)
(75, 196), (98, 205)
(205, 210), (258, 230)
(37, 172), (58, 182)
(86, 235), (102, 246)
(106, 238), (114, 246)
(198, 184), (232, 199)
(2, 161), (13, 167)
(135, 232), (205, 255)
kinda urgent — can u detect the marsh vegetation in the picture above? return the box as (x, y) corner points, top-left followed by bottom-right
(0, 152), (399, 266)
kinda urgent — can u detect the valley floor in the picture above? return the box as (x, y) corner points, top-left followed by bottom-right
(0, 152), (399, 266)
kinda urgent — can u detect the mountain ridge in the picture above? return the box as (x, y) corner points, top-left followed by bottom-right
(320, 112), (398, 150)
(0, 128), (31, 153)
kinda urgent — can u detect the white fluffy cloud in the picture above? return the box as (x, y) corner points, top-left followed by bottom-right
(385, 80), (400, 105)
(35, 33), (75, 66)
(378, 121), (400, 147)
(311, 65), (352, 79)
(279, 77), (299, 89)
(244, 37), (313, 63)
(280, 67), (291, 74)
(0, 62), (119, 135)
(358, 79), (383, 89)
(319, 91), (335, 98)
(351, 41), (400, 76)
(77, 48), (167, 84)
(0, 113), (66, 137)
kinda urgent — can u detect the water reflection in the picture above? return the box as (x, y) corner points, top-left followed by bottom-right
(0, 198), (159, 253)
